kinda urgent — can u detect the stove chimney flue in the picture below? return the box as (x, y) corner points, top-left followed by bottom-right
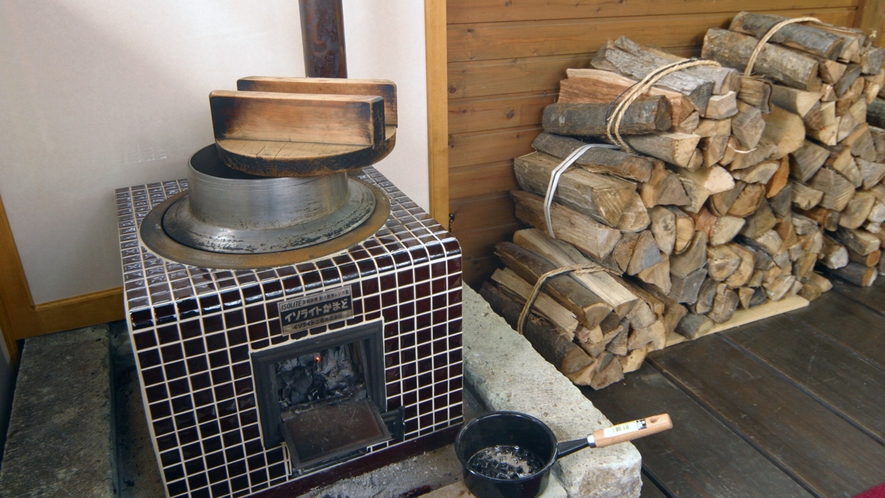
(299, 0), (347, 78)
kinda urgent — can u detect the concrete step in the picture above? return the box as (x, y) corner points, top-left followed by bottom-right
(0, 325), (115, 497)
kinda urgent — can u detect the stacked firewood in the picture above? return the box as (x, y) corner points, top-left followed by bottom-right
(481, 13), (885, 389)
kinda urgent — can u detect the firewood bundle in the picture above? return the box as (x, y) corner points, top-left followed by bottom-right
(482, 14), (885, 389)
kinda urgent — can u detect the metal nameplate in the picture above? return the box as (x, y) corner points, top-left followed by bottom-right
(278, 287), (354, 335)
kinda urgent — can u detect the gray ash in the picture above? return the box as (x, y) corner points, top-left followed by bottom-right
(467, 445), (544, 480)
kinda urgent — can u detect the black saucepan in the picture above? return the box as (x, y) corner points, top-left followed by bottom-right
(454, 411), (672, 498)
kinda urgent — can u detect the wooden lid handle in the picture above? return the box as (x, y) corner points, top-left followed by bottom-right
(591, 413), (673, 448)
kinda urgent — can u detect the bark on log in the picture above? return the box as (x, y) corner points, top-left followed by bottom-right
(494, 241), (614, 330)
(480, 282), (597, 383)
(729, 12), (845, 60)
(541, 97), (672, 137)
(514, 151), (650, 232)
(511, 189), (622, 260)
(562, 69), (695, 127)
(702, 28), (822, 91)
(512, 228), (640, 317)
(532, 132), (654, 183)
(592, 37), (714, 112)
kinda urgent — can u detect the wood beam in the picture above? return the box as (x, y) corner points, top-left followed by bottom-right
(425, 0), (450, 228)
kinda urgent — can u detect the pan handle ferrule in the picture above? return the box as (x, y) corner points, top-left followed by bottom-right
(556, 437), (591, 459)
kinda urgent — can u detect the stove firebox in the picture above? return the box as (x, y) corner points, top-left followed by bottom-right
(116, 167), (463, 497)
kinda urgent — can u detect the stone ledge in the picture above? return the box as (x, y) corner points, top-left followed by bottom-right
(0, 325), (114, 498)
(462, 286), (642, 498)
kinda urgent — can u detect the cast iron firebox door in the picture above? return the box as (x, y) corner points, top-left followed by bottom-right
(251, 321), (393, 471)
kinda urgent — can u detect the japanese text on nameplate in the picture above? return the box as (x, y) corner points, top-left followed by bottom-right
(278, 287), (354, 334)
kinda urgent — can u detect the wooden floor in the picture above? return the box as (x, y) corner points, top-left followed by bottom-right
(583, 277), (885, 498)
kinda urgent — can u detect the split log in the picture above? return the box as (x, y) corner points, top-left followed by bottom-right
(817, 57), (848, 85)
(637, 257), (672, 295)
(819, 236), (850, 269)
(728, 183), (767, 217)
(562, 69), (695, 127)
(724, 243), (756, 288)
(707, 284), (740, 324)
(491, 268), (580, 336)
(674, 112), (701, 133)
(688, 207), (745, 246)
(838, 191), (876, 229)
(588, 352), (625, 390)
(640, 162), (692, 208)
(480, 282), (597, 384)
(619, 346), (649, 374)
(707, 244), (742, 281)
(819, 261), (878, 287)
(512, 228), (639, 317)
(795, 205), (840, 231)
(740, 200), (778, 239)
(832, 226), (881, 256)
(670, 230), (708, 278)
(766, 157), (791, 199)
(870, 126), (885, 162)
(648, 206), (676, 255)
(769, 181), (793, 217)
(848, 247), (881, 267)
(856, 158), (885, 190)
(510, 189), (622, 260)
(761, 105), (806, 159)
(733, 159), (781, 185)
(728, 142), (778, 171)
(869, 98), (885, 129)
(675, 164), (736, 195)
(494, 241), (614, 330)
(834, 63), (863, 98)
(732, 101), (766, 149)
(807, 271), (833, 292)
(627, 278), (689, 335)
(705, 92), (739, 119)
(843, 124), (877, 163)
(514, 151), (650, 232)
(770, 85), (822, 117)
(790, 181), (825, 210)
(541, 97), (672, 137)
(623, 132), (702, 170)
(728, 12), (845, 60)
(627, 231), (663, 276)
(532, 132), (654, 183)
(789, 140), (829, 182)
(676, 313), (714, 340)
(765, 274), (797, 301)
(700, 135), (731, 167)
(709, 182), (745, 217)
(667, 207), (697, 254)
(805, 101), (838, 145)
(592, 38), (714, 112)
(860, 46), (885, 75)
(628, 320), (667, 352)
(668, 267), (707, 305)
(738, 76), (772, 112)
(701, 28), (822, 91)
(808, 167), (856, 211)
(868, 200), (885, 223)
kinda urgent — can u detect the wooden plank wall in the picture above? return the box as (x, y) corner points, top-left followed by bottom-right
(446, 0), (868, 287)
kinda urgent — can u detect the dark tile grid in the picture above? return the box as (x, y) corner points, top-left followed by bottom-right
(116, 168), (463, 498)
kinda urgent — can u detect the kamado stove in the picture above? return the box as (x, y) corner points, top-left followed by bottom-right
(114, 6), (463, 497)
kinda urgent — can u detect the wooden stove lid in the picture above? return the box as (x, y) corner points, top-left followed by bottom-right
(209, 77), (397, 177)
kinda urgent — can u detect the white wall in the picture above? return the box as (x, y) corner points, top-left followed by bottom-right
(0, 0), (429, 305)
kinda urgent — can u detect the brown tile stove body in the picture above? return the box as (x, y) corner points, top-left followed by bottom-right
(115, 167), (464, 497)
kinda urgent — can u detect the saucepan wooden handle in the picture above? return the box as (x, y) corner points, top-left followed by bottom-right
(590, 413), (673, 448)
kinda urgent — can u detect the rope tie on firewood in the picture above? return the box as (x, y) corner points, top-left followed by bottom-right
(516, 263), (607, 334)
(605, 58), (722, 153)
(744, 17), (825, 77)
(542, 143), (618, 240)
